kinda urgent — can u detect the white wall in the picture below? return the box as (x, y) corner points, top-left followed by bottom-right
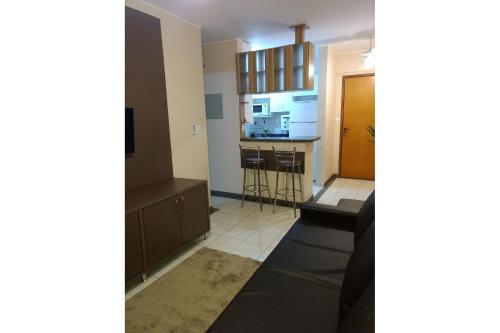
(316, 42), (375, 181)
(315, 47), (328, 185)
(204, 70), (242, 194)
(126, 0), (211, 194)
(203, 39), (250, 194)
(316, 45), (336, 185)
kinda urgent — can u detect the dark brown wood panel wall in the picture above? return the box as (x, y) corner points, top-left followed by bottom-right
(125, 7), (173, 190)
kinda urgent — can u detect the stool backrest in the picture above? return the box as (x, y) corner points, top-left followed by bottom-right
(272, 146), (296, 166)
(239, 145), (261, 162)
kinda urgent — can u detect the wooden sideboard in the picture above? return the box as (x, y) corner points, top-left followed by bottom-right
(125, 7), (210, 288)
(125, 178), (210, 287)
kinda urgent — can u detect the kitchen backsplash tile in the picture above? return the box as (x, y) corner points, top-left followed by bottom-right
(245, 112), (289, 137)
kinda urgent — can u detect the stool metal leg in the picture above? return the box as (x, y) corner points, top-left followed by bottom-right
(264, 169), (272, 204)
(298, 165), (304, 202)
(253, 164), (257, 202)
(292, 165), (297, 218)
(257, 165), (262, 211)
(273, 167), (279, 213)
(241, 165), (247, 207)
(284, 166), (289, 206)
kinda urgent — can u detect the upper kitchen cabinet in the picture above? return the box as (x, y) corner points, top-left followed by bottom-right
(255, 49), (267, 93)
(236, 52), (255, 94)
(292, 42), (315, 90)
(235, 42), (314, 94)
(269, 45), (293, 92)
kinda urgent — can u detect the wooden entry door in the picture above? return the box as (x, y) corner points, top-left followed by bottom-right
(340, 74), (375, 180)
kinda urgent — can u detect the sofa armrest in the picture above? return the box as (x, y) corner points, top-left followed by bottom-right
(300, 202), (358, 232)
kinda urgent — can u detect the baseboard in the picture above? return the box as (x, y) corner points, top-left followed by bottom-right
(324, 173), (338, 186)
(311, 174), (338, 203)
(208, 206), (219, 215)
(211, 190), (312, 209)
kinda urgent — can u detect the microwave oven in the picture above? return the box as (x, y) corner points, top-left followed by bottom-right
(253, 103), (270, 117)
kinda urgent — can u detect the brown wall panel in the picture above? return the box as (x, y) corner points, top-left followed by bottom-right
(240, 150), (305, 174)
(125, 7), (173, 190)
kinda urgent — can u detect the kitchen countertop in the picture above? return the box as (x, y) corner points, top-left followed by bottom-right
(240, 136), (321, 143)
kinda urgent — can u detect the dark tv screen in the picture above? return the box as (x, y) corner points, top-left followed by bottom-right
(125, 108), (135, 155)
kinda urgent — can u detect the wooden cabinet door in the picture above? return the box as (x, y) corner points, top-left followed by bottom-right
(142, 197), (182, 269)
(266, 49), (275, 92)
(284, 45), (294, 91)
(236, 53), (249, 95)
(303, 42), (315, 90)
(125, 211), (144, 282)
(248, 51), (257, 93)
(180, 184), (210, 243)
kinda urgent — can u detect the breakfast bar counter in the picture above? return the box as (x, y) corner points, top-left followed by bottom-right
(239, 137), (320, 203)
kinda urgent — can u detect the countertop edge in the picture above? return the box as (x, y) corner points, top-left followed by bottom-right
(240, 136), (321, 143)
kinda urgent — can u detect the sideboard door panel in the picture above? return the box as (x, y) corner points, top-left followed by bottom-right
(181, 185), (210, 243)
(142, 197), (182, 269)
(125, 211), (144, 282)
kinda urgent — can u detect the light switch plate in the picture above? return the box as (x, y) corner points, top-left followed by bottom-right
(192, 125), (201, 135)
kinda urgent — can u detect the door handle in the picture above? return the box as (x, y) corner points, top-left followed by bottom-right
(343, 127), (350, 136)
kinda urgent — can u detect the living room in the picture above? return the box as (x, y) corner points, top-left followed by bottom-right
(2, 0), (500, 333)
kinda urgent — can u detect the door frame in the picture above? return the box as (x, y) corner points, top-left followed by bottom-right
(338, 73), (375, 178)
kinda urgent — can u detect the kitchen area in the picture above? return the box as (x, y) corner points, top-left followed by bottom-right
(204, 25), (325, 204)
(243, 86), (318, 139)
(235, 26), (321, 203)
(239, 83), (321, 202)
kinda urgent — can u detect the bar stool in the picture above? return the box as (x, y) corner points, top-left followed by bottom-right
(240, 145), (272, 211)
(272, 146), (304, 217)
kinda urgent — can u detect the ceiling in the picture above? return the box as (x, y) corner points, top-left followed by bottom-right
(144, 0), (374, 50)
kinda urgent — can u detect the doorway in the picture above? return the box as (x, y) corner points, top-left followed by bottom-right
(339, 74), (375, 180)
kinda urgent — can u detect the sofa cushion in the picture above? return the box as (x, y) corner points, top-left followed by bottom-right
(355, 191), (375, 245)
(207, 265), (341, 333)
(264, 222), (352, 286)
(337, 198), (365, 211)
(338, 279), (375, 333)
(300, 202), (358, 232)
(339, 222), (375, 323)
(286, 219), (355, 253)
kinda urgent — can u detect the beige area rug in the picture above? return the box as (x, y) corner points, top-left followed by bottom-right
(125, 247), (260, 333)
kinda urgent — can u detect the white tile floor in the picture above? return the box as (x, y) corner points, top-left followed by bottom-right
(207, 197), (298, 261)
(126, 196), (299, 300)
(316, 178), (375, 206)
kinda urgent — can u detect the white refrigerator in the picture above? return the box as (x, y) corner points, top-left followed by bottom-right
(289, 100), (318, 137)
(289, 100), (318, 183)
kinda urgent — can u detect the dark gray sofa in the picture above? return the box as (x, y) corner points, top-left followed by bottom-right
(208, 192), (375, 333)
